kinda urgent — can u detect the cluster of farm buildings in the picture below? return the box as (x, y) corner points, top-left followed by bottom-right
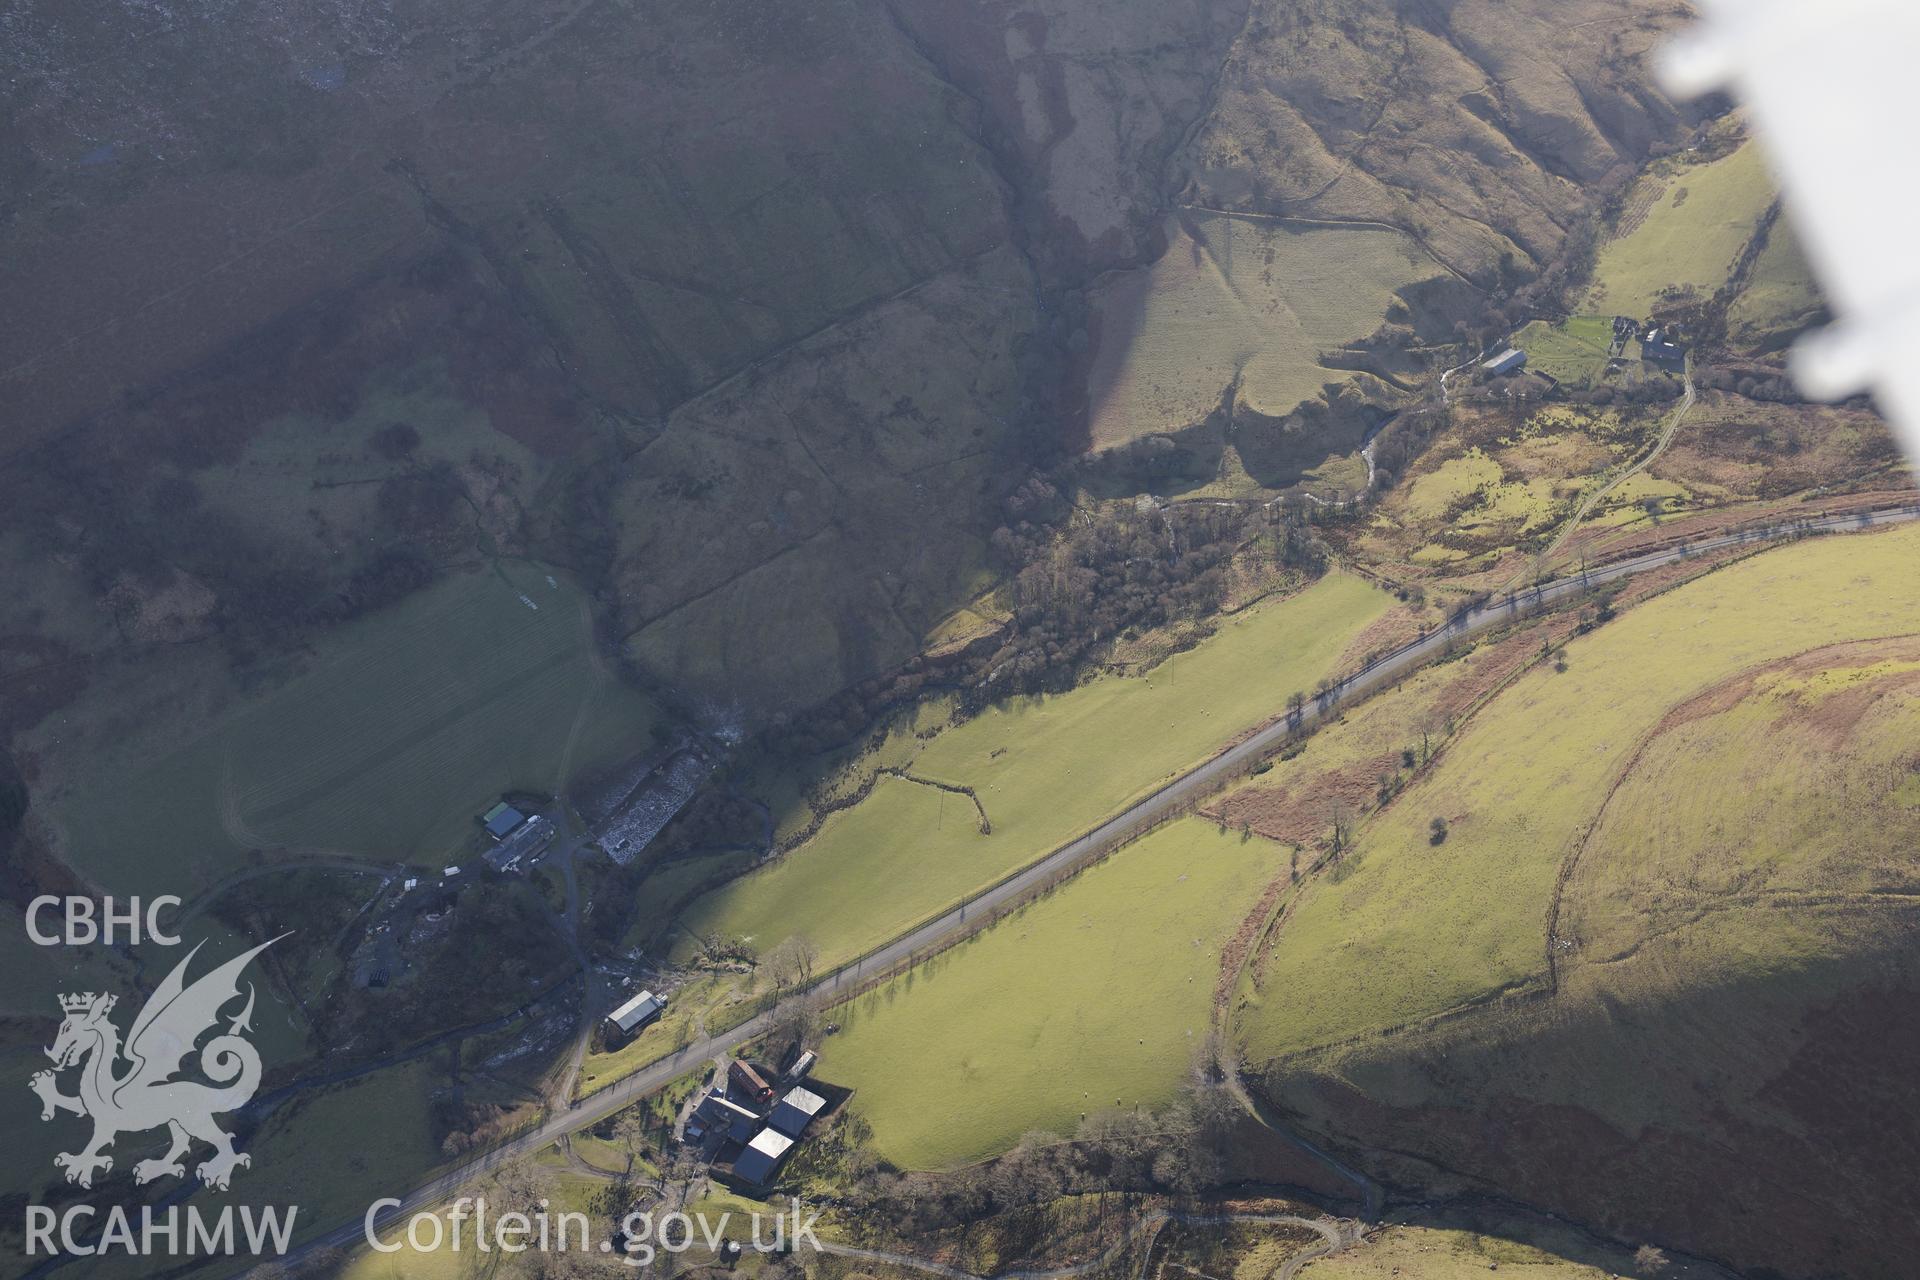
(1482, 315), (1687, 387)
(603, 992), (840, 1189)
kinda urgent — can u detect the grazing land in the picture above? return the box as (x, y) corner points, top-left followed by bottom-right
(1086, 212), (1446, 452)
(1509, 316), (1618, 387)
(1238, 520), (1920, 1063)
(821, 818), (1279, 1170)
(1586, 138), (1774, 317)
(1725, 213), (1825, 352)
(1256, 628), (1920, 1279)
(1559, 636), (1920, 964)
(677, 573), (1393, 968)
(29, 560), (663, 896)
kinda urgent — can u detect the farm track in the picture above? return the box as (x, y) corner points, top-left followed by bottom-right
(1523, 368), (1696, 582)
(270, 501), (1920, 1270)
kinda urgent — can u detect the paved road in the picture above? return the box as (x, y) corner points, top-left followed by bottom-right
(302, 499), (1920, 1260)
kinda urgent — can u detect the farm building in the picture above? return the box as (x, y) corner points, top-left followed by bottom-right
(607, 990), (666, 1036)
(1481, 347), (1527, 376)
(768, 1086), (826, 1138)
(730, 1059), (775, 1105)
(484, 814), (555, 872)
(698, 1092), (762, 1142)
(1641, 327), (1686, 367)
(783, 1049), (817, 1081)
(732, 1128), (794, 1185)
(482, 801), (528, 841)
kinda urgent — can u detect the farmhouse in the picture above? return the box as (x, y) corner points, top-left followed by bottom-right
(732, 1128), (794, 1186)
(482, 801), (528, 841)
(768, 1085), (826, 1138)
(607, 990), (666, 1037)
(698, 1093), (763, 1142)
(1481, 347), (1527, 376)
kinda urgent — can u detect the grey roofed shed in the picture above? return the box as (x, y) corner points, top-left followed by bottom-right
(732, 1127), (794, 1185)
(768, 1085), (827, 1137)
(607, 989), (666, 1034)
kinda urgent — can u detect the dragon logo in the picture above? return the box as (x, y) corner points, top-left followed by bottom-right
(30, 936), (283, 1191)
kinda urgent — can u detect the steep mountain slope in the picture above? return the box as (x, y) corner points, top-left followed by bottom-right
(1183, 0), (1695, 280)
(0, 0), (1702, 729)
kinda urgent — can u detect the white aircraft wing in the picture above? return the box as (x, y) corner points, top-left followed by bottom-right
(1660, 1), (1920, 452)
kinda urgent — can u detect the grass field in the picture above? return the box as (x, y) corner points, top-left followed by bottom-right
(1587, 139), (1774, 317)
(819, 818), (1281, 1169)
(33, 560), (664, 896)
(1207, 621), (1567, 849)
(56, 1059), (458, 1280)
(1725, 213), (1824, 352)
(1238, 521), (1920, 1064)
(1253, 635), (1920, 1277)
(622, 850), (760, 950)
(1560, 638), (1920, 963)
(677, 574), (1394, 969)
(1086, 210), (1445, 450)
(1509, 316), (1617, 386)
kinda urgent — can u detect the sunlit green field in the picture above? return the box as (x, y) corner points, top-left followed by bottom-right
(678, 573), (1393, 968)
(1238, 522), (1920, 1064)
(1561, 639), (1920, 962)
(1510, 315), (1616, 386)
(821, 818), (1279, 1169)
(1587, 139), (1774, 317)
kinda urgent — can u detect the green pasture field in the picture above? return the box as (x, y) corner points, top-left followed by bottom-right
(677, 573), (1394, 969)
(1238, 521), (1920, 1065)
(1586, 139), (1774, 317)
(1562, 641), (1920, 963)
(1510, 316), (1617, 386)
(1725, 214), (1824, 352)
(63, 1059), (455, 1280)
(820, 818), (1280, 1170)
(34, 559), (664, 897)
